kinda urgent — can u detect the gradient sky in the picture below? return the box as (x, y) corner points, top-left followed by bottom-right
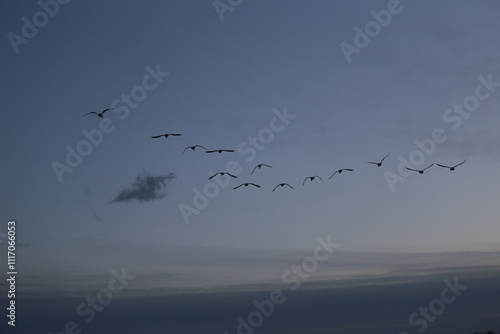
(1, 1), (500, 333)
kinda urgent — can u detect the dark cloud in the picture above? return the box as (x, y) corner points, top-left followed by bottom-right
(12, 245), (500, 333)
(82, 183), (90, 197)
(111, 172), (176, 203)
(12, 273), (500, 334)
(93, 213), (103, 223)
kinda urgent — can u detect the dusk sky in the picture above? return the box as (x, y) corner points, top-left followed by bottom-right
(1, 1), (500, 333)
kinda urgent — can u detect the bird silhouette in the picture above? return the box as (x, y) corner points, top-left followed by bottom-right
(206, 149), (235, 154)
(406, 164), (434, 174)
(151, 133), (182, 139)
(250, 164), (272, 175)
(367, 154), (390, 167)
(436, 160), (466, 171)
(181, 145), (206, 155)
(208, 172), (237, 180)
(84, 108), (114, 118)
(303, 176), (324, 185)
(233, 183), (261, 190)
(329, 169), (354, 179)
(272, 183), (294, 192)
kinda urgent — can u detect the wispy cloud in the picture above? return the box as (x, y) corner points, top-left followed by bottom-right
(112, 172), (176, 203)
(82, 183), (90, 197)
(440, 125), (500, 157)
(93, 213), (103, 223)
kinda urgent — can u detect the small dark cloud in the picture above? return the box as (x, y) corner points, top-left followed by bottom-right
(112, 172), (176, 203)
(93, 213), (103, 223)
(82, 183), (90, 197)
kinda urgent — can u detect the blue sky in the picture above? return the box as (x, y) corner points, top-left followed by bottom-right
(1, 1), (500, 333)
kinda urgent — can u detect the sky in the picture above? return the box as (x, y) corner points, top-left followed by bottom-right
(1, 1), (500, 333)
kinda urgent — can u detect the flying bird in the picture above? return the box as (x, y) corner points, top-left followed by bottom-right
(329, 169), (354, 179)
(208, 172), (237, 180)
(152, 133), (182, 139)
(151, 133), (182, 138)
(181, 145), (207, 155)
(436, 160), (466, 171)
(406, 164), (434, 174)
(84, 108), (114, 118)
(367, 154), (390, 167)
(272, 183), (294, 192)
(233, 183), (261, 190)
(303, 175), (324, 185)
(250, 164), (272, 175)
(206, 149), (235, 154)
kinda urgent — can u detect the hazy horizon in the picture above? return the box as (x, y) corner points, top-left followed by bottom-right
(1, 0), (500, 333)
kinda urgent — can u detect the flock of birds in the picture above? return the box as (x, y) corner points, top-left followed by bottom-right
(85, 109), (468, 191)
